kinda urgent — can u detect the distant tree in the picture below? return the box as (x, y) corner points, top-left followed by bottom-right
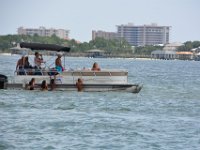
(177, 41), (200, 51)
(192, 41), (200, 48)
(134, 45), (163, 55)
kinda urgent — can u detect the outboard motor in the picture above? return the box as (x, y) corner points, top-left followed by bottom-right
(0, 74), (8, 89)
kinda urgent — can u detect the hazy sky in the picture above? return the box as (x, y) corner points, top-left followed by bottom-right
(0, 0), (199, 43)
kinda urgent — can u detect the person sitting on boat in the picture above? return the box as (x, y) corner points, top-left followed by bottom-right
(34, 52), (45, 75)
(24, 56), (32, 68)
(16, 55), (25, 75)
(91, 62), (101, 71)
(76, 78), (83, 92)
(24, 56), (33, 75)
(41, 80), (48, 91)
(34, 52), (45, 69)
(55, 52), (64, 73)
(26, 78), (35, 90)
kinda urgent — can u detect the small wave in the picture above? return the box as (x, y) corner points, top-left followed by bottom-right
(0, 101), (14, 109)
(119, 107), (131, 112)
(101, 107), (131, 112)
(55, 104), (76, 110)
(0, 141), (15, 150)
(21, 103), (38, 109)
(0, 101), (6, 106)
(43, 145), (56, 149)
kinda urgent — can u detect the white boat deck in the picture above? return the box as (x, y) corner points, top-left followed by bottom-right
(13, 69), (129, 85)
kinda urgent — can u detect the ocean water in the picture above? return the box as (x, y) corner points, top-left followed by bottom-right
(0, 55), (200, 150)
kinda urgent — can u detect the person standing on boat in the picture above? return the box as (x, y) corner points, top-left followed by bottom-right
(55, 53), (64, 73)
(34, 52), (45, 69)
(16, 55), (25, 75)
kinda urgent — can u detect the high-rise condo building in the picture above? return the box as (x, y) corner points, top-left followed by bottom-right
(117, 23), (171, 46)
(17, 26), (69, 39)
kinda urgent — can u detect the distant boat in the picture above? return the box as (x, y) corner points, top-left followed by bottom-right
(87, 49), (107, 58)
(10, 43), (30, 55)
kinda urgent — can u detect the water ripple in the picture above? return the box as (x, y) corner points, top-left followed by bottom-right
(1, 56), (200, 149)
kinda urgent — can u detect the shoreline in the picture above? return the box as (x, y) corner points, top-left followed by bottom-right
(0, 52), (151, 59)
(0, 52), (196, 61)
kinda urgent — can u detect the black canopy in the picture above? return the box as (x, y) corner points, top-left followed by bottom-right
(20, 42), (70, 52)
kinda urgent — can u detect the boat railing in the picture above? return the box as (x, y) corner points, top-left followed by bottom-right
(15, 68), (128, 76)
(14, 68), (128, 84)
(15, 68), (47, 76)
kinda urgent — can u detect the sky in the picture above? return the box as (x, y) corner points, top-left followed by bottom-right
(0, 0), (199, 43)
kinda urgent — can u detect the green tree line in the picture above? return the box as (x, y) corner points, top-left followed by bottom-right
(177, 41), (200, 51)
(0, 34), (199, 55)
(0, 34), (133, 54)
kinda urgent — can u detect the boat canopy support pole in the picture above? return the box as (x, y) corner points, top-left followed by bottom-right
(64, 53), (66, 70)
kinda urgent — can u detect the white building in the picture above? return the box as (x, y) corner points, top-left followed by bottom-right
(163, 42), (184, 51)
(18, 26), (69, 39)
(117, 23), (171, 46)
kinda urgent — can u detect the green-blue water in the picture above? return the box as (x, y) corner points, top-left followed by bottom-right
(0, 55), (200, 149)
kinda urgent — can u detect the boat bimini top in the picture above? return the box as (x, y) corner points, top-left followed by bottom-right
(20, 42), (70, 52)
